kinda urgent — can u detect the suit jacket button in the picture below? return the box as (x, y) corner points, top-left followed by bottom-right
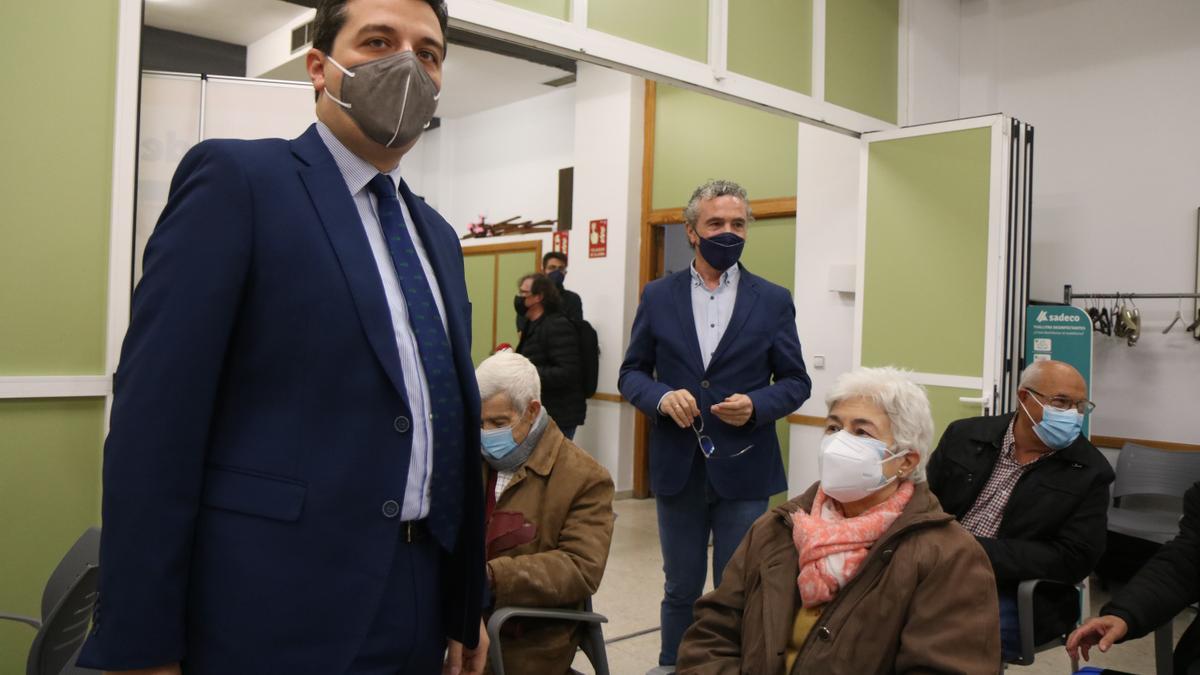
(394, 416), (411, 433)
(700, 380), (710, 389)
(817, 626), (832, 641)
(382, 500), (401, 518)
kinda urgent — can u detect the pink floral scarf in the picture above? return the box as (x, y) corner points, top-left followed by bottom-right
(791, 481), (914, 607)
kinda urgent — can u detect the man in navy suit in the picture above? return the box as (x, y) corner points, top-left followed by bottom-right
(78, 1), (487, 673)
(619, 179), (811, 667)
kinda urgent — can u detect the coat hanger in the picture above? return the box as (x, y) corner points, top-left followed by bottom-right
(1186, 306), (1200, 334)
(1125, 296), (1141, 346)
(1163, 299), (1183, 334)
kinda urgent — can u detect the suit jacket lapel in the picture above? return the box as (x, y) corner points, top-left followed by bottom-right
(707, 267), (760, 373)
(672, 272), (706, 373)
(292, 125), (409, 399)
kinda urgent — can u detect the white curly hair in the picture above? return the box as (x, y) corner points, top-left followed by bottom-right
(824, 367), (935, 482)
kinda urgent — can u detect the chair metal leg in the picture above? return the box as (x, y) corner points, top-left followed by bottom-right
(1155, 622), (1174, 675)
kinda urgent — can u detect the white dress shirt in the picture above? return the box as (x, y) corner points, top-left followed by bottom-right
(317, 122), (448, 521)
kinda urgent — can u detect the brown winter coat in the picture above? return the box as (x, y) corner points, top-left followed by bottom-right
(484, 421), (615, 674)
(678, 481), (1001, 675)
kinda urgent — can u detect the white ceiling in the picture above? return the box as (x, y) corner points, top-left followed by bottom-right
(145, 0), (311, 46)
(261, 44), (574, 120)
(146, 0), (575, 119)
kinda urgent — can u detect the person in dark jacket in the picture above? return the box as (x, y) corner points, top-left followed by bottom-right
(927, 359), (1115, 659)
(515, 252), (582, 333)
(1067, 481), (1200, 675)
(515, 273), (585, 438)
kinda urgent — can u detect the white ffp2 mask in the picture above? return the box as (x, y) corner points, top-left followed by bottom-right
(819, 430), (908, 503)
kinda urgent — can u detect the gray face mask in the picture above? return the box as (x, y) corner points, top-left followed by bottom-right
(325, 51), (440, 148)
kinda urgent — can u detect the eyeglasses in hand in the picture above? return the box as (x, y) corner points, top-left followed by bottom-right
(692, 417), (752, 459)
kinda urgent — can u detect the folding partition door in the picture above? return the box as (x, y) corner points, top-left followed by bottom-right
(856, 115), (1018, 441)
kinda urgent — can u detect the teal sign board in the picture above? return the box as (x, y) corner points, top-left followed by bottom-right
(1025, 305), (1094, 437)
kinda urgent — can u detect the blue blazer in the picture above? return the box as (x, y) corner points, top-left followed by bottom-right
(618, 267), (811, 499)
(78, 125), (485, 673)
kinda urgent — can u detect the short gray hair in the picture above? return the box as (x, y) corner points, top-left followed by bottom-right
(476, 352), (541, 412)
(825, 367), (934, 483)
(683, 179), (754, 228)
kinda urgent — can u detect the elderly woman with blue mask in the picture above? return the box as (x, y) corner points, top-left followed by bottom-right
(474, 351), (614, 674)
(678, 367), (1001, 674)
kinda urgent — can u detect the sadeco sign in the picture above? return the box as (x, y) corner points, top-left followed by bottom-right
(1025, 305), (1093, 437)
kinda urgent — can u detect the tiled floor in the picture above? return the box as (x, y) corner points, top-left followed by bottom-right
(567, 496), (1196, 675)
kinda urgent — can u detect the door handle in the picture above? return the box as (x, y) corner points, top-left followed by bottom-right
(958, 395), (990, 405)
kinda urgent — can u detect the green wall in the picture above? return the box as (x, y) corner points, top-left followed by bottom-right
(652, 84), (798, 209)
(861, 127), (992, 378)
(589, 0), (708, 62)
(741, 218), (797, 506)
(0, 399), (106, 670)
(0, 2), (117, 375)
(728, 0), (813, 95)
(496, 0), (570, 21)
(825, 0), (898, 123)
(0, 3), (117, 669)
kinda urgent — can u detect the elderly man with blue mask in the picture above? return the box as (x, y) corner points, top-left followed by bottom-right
(927, 359), (1115, 662)
(475, 351), (614, 674)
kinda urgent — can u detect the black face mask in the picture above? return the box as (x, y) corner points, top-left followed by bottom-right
(514, 295), (528, 317)
(696, 231), (745, 272)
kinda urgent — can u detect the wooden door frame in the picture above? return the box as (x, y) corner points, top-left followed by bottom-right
(463, 240), (543, 354)
(633, 81), (801, 498)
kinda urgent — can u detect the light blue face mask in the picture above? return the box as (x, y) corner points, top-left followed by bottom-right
(1020, 394), (1083, 450)
(481, 426), (518, 459)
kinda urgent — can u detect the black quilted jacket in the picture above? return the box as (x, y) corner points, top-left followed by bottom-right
(517, 311), (586, 428)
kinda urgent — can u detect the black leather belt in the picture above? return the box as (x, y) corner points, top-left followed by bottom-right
(401, 520), (428, 543)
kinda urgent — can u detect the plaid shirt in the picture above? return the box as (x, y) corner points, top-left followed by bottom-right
(960, 421), (1054, 538)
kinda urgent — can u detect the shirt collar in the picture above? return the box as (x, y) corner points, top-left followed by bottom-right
(690, 260), (740, 290)
(315, 121), (404, 196)
(1004, 418), (1058, 465)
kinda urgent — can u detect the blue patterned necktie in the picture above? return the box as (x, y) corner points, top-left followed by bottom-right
(367, 173), (463, 550)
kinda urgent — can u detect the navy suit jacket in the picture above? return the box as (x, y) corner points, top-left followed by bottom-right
(618, 266), (811, 499)
(78, 125), (485, 673)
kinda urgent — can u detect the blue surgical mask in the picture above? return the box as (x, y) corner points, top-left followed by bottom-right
(547, 269), (566, 286)
(695, 231), (745, 272)
(481, 426), (518, 459)
(1020, 395), (1083, 450)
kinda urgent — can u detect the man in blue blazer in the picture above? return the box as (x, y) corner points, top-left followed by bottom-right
(78, 1), (487, 673)
(619, 179), (811, 667)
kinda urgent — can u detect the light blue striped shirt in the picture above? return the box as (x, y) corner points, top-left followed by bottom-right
(691, 261), (740, 370)
(317, 122), (448, 521)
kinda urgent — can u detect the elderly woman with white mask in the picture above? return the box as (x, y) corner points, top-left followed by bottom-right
(474, 351), (614, 675)
(678, 367), (1001, 674)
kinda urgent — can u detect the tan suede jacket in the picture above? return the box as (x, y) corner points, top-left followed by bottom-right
(484, 421), (615, 675)
(678, 482), (1001, 675)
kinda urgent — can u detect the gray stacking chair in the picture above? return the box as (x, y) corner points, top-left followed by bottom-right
(1006, 578), (1084, 670)
(486, 597), (609, 675)
(0, 527), (102, 675)
(1108, 442), (1200, 545)
(1104, 442), (1200, 675)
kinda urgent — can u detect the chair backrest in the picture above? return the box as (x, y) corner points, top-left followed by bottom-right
(27, 565), (98, 675)
(27, 527), (101, 675)
(40, 528), (100, 621)
(1113, 443), (1200, 500)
